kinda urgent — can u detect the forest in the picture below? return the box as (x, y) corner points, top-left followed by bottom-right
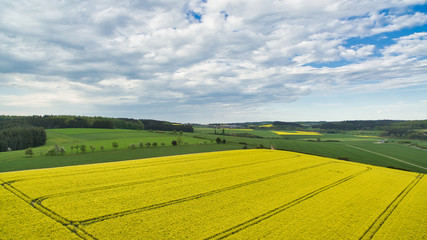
(0, 126), (46, 152)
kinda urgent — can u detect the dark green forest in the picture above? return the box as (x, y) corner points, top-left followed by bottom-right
(0, 126), (46, 152)
(0, 115), (144, 130)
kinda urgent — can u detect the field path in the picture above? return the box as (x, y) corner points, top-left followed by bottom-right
(78, 161), (333, 226)
(360, 173), (424, 239)
(0, 178), (96, 240)
(347, 145), (427, 171)
(205, 167), (371, 239)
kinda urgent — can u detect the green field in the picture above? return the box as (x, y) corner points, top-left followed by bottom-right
(1, 128), (426, 174)
(190, 128), (427, 173)
(0, 129), (241, 172)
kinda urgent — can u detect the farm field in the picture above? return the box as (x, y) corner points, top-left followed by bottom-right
(1, 128), (426, 174)
(0, 128), (242, 172)
(191, 128), (427, 173)
(1, 149), (425, 239)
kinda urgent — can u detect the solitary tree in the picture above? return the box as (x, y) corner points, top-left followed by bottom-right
(112, 141), (119, 150)
(80, 144), (87, 153)
(216, 137), (222, 144)
(171, 140), (178, 146)
(58, 147), (66, 155)
(90, 145), (96, 152)
(25, 148), (34, 157)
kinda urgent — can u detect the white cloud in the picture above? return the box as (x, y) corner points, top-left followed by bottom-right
(383, 32), (427, 57)
(0, 0), (426, 121)
(339, 45), (375, 59)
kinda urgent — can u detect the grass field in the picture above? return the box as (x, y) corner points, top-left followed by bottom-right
(1, 128), (426, 174)
(191, 128), (427, 173)
(1, 149), (425, 239)
(0, 128), (243, 172)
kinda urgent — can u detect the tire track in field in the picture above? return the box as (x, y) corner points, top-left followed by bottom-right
(77, 161), (335, 226)
(0, 178), (97, 240)
(11, 150), (261, 182)
(33, 155), (301, 204)
(205, 167), (372, 240)
(347, 145), (427, 171)
(359, 173), (424, 240)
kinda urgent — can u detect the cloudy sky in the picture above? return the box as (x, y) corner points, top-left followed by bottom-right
(1, 0), (426, 123)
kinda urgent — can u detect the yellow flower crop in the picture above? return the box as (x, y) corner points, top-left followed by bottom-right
(1, 149), (425, 239)
(272, 131), (322, 135)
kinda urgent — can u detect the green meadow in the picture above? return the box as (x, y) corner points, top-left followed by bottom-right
(0, 128), (241, 172)
(1, 127), (426, 174)
(190, 128), (427, 173)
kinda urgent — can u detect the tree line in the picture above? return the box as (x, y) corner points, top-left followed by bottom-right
(0, 115), (194, 132)
(141, 119), (194, 132)
(0, 115), (145, 130)
(315, 120), (427, 140)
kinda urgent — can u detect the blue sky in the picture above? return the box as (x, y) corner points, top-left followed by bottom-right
(0, 0), (426, 123)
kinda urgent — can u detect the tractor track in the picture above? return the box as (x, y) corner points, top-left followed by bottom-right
(205, 167), (372, 239)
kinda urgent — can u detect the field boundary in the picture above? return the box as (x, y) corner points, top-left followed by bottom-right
(205, 167), (372, 240)
(34, 155), (301, 204)
(359, 173), (424, 239)
(78, 161), (335, 226)
(0, 178), (96, 240)
(347, 145), (427, 171)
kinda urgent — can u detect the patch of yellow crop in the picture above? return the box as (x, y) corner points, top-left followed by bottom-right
(259, 124), (273, 128)
(0, 185), (80, 239)
(228, 128), (253, 131)
(272, 130), (322, 135)
(1, 149), (425, 239)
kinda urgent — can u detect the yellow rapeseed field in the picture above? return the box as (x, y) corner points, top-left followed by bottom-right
(259, 124), (273, 128)
(0, 149), (425, 239)
(272, 130), (322, 135)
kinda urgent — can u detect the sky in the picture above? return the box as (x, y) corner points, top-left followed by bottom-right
(1, 0), (427, 124)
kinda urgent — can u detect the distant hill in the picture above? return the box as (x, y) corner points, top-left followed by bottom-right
(314, 120), (427, 140)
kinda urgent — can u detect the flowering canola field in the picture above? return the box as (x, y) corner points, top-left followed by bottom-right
(272, 131), (322, 135)
(0, 149), (425, 239)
